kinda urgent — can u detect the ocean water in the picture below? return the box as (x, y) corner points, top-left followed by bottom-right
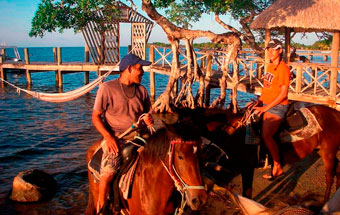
(0, 46), (254, 214)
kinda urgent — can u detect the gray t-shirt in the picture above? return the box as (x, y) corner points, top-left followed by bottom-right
(93, 79), (151, 137)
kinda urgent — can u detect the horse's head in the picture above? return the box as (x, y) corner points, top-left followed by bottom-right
(174, 106), (244, 136)
(163, 120), (207, 211)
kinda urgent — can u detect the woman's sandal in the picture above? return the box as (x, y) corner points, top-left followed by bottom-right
(262, 171), (284, 181)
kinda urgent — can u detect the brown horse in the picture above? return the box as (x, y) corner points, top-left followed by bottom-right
(176, 104), (340, 204)
(85, 122), (207, 215)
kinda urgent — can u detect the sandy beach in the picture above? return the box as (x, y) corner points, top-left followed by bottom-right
(197, 151), (340, 214)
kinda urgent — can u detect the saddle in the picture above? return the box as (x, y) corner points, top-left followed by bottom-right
(282, 103), (308, 131)
(245, 102), (310, 145)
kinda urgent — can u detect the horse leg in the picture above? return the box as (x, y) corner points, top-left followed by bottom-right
(241, 167), (254, 198)
(319, 141), (336, 204)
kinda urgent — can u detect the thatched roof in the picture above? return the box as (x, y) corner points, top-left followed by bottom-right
(250, 0), (340, 32)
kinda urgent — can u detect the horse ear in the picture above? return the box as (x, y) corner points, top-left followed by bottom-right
(154, 112), (178, 125)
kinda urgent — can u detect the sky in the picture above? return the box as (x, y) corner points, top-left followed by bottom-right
(0, 0), (318, 47)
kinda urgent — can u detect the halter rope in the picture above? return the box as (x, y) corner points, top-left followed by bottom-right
(161, 139), (205, 215)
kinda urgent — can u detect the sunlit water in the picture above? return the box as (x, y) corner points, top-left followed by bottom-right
(0, 47), (256, 214)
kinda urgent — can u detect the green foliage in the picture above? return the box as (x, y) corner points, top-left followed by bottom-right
(30, 0), (121, 38)
(310, 37), (332, 50)
(152, 0), (275, 28)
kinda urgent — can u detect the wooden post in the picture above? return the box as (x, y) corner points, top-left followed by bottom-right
(0, 48), (6, 85)
(0, 51), (4, 63)
(0, 65), (5, 82)
(57, 47), (62, 65)
(24, 48), (30, 64)
(1, 48), (6, 62)
(55, 71), (59, 86)
(26, 69), (31, 86)
(149, 45), (155, 101)
(53, 47), (57, 62)
(296, 65), (302, 93)
(84, 71), (89, 85)
(264, 29), (271, 74)
(330, 31), (339, 98)
(56, 47), (63, 88)
(85, 46), (90, 62)
(285, 27), (291, 63)
(58, 70), (63, 88)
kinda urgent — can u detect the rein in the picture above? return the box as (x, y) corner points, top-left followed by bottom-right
(161, 139), (205, 215)
(223, 103), (258, 135)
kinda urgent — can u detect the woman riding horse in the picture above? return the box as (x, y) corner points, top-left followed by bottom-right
(252, 39), (290, 180)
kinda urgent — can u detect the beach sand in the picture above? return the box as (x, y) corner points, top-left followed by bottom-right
(194, 151), (340, 215)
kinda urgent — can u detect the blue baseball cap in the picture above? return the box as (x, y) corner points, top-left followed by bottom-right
(119, 54), (151, 72)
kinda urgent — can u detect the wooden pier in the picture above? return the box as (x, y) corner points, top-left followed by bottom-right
(1, 45), (340, 109)
(0, 47), (120, 89)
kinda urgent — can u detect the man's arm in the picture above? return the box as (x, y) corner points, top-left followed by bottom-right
(92, 109), (119, 154)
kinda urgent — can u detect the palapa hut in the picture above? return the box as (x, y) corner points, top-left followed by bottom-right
(250, 0), (340, 109)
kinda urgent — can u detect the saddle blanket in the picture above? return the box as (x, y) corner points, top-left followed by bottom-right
(279, 107), (323, 143)
(119, 156), (139, 199)
(88, 141), (140, 200)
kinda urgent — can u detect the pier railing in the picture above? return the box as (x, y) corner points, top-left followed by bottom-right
(147, 44), (340, 108)
(2, 45), (340, 108)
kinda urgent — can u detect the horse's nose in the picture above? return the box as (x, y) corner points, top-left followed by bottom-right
(189, 192), (208, 210)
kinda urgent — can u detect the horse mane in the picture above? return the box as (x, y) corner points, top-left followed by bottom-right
(142, 115), (202, 162)
(143, 128), (170, 162)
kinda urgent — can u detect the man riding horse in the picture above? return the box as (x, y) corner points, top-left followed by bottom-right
(91, 54), (154, 214)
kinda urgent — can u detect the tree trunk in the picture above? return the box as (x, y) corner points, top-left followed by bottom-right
(142, 0), (241, 112)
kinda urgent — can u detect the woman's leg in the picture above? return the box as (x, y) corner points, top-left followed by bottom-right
(262, 112), (284, 178)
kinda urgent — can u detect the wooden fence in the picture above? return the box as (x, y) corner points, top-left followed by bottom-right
(147, 45), (340, 109)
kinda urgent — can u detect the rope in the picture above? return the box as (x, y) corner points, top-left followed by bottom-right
(0, 69), (110, 102)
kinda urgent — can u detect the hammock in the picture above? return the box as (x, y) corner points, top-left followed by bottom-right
(1, 49), (138, 102)
(0, 70), (111, 103)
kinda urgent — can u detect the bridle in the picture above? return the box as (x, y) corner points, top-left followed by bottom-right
(161, 139), (205, 215)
